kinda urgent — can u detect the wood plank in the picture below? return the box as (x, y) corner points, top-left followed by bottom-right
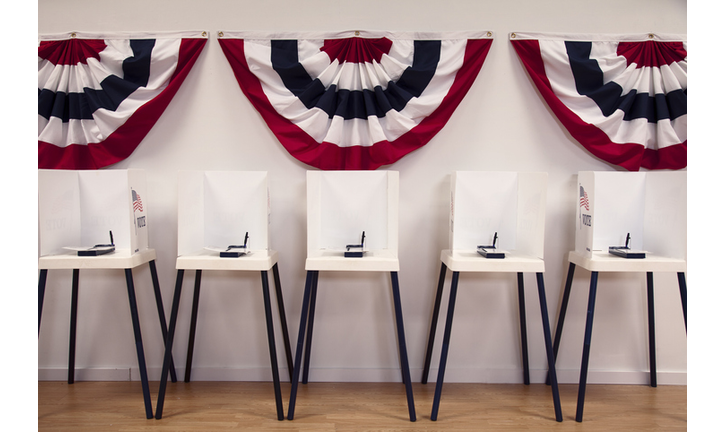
(39, 381), (686, 431)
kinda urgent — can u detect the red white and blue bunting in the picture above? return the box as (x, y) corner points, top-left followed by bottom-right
(219, 31), (493, 170)
(38, 31), (207, 169)
(511, 32), (686, 171)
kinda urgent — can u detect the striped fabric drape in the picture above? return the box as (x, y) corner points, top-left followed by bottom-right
(511, 32), (686, 171)
(219, 31), (493, 170)
(38, 31), (207, 169)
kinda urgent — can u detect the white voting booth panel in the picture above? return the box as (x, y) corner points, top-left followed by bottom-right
(39, 169), (149, 257)
(575, 171), (686, 260)
(449, 171), (547, 258)
(177, 171), (270, 256)
(306, 170), (398, 269)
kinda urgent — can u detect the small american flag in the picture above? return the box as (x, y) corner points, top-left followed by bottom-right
(579, 186), (589, 211)
(132, 190), (143, 212)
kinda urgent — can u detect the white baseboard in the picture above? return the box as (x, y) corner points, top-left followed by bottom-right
(38, 367), (687, 385)
(38, 368), (132, 381)
(426, 368), (687, 385)
(552, 369), (687, 385)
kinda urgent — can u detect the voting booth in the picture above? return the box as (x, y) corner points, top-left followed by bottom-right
(449, 171), (546, 258)
(305, 170), (398, 268)
(177, 170), (270, 257)
(423, 171), (562, 422)
(287, 170), (416, 422)
(574, 171), (686, 260)
(38, 169), (171, 419)
(39, 169), (149, 257)
(155, 171), (292, 421)
(551, 171), (687, 422)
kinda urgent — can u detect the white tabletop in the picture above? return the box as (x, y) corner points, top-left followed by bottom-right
(305, 250), (399, 272)
(568, 251), (687, 272)
(39, 248), (157, 270)
(440, 249), (545, 273)
(176, 249), (278, 271)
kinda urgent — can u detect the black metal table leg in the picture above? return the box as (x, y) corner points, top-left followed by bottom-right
(677, 272), (687, 332)
(149, 260), (177, 383)
(390, 271), (416, 422)
(155, 270), (185, 419)
(536, 273), (563, 422)
(68, 269), (80, 384)
(547, 262), (576, 386)
(124, 268), (153, 419)
(184, 270), (203, 382)
(272, 264), (294, 380)
(647, 272), (657, 388)
(431, 271), (460, 421)
(301, 271), (319, 384)
(261, 271), (285, 421)
(39, 269), (48, 336)
(287, 271), (315, 420)
(422, 263), (447, 384)
(517, 272), (530, 385)
(575, 271), (599, 423)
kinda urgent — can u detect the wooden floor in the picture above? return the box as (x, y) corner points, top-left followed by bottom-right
(38, 381), (686, 431)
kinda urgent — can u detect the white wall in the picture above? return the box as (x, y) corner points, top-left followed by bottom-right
(37, 0), (687, 385)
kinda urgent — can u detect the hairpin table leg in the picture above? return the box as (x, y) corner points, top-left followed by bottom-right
(149, 260), (177, 383)
(431, 271), (460, 421)
(124, 268), (153, 419)
(302, 272), (319, 385)
(390, 271), (416, 422)
(517, 272), (530, 385)
(184, 270), (203, 382)
(155, 269), (184, 419)
(287, 271), (315, 421)
(677, 272), (687, 332)
(547, 262), (576, 386)
(422, 263), (447, 384)
(261, 270), (284, 420)
(536, 273), (563, 422)
(646, 272), (657, 388)
(39, 269), (48, 336)
(68, 269), (79, 384)
(272, 264), (294, 379)
(575, 271), (599, 422)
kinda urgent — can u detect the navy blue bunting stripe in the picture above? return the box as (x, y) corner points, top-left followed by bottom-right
(565, 41), (686, 123)
(270, 40), (441, 120)
(38, 39), (156, 122)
